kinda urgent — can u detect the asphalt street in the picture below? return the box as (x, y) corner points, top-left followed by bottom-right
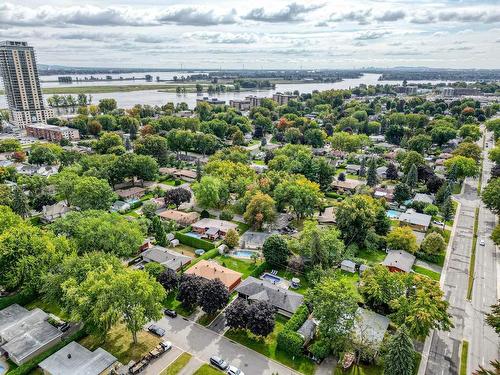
(155, 315), (301, 375)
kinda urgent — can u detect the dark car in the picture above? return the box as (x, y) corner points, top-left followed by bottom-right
(210, 356), (229, 370)
(164, 309), (177, 318)
(148, 324), (166, 337)
(59, 322), (70, 332)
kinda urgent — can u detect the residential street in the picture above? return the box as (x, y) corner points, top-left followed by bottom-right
(155, 316), (301, 375)
(420, 129), (499, 375)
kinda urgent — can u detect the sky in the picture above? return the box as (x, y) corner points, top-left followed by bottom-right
(0, 0), (499, 69)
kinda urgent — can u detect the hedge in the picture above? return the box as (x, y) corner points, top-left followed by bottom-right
(284, 304), (309, 331)
(188, 248), (219, 267)
(249, 262), (268, 278)
(0, 292), (36, 310)
(276, 329), (304, 357)
(7, 329), (86, 375)
(174, 231), (215, 250)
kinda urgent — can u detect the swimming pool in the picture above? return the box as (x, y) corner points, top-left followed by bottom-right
(261, 272), (282, 284)
(0, 365), (5, 375)
(386, 210), (401, 219)
(231, 250), (259, 259)
(184, 232), (202, 239)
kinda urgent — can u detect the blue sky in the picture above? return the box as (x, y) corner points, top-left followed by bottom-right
(0, 0), (499, 69)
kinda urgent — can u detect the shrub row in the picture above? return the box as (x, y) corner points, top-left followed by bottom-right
(277, 304), (309, 357)
(174, 231), (214, 250)
(249, 262), (268, 278)
(284, 304), (309, 331)
(0, 292), (36, 310)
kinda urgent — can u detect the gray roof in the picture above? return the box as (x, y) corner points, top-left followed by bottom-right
(239, 231), (272, 249)
(235, 276), (304, 315)
(413, 193), (434, 204)
(382, 250), (416, 272)
(346, 164), (361, 171)
(341, 260), (356, 268)
(141, 245), (191, 271)
(297, 318), (316, 344)
(39, 341), (117, 375)
(0, 304), (63, 363)
(399, 209), (432, 228)
(353, 308), (389, 347)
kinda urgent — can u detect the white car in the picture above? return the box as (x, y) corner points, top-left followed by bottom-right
(479, 239), (485, 246)
(227, 365), (245, 375)
(161, 340), (172, 351)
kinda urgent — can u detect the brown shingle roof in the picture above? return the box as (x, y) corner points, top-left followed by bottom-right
(185, 260), (242, 290)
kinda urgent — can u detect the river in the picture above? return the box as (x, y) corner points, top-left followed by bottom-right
(0, 73), (454, 109)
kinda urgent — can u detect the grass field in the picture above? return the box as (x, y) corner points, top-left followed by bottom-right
(467, 208), (479, 300)
(413, 265), (441, 281)
(163, 292), (196, 317)
(460, 340), (469, 375)
(171, 243), (197, 258)
(357, 249), (386, 265)
(25, 298), (69, 320)
(79, 323), (160, 364)
(224, 315), (316, 375)
(214, 255), (262, 279)
(192, 364), (224, 375)
(160, 352), (193, 375)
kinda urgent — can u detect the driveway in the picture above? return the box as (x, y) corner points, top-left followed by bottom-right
(144, 346), (183, 375)
(156, 316), (301, 375)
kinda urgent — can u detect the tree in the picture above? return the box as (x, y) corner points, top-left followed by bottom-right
(243, 192), (276, 230)
(359, 158), (366, 178)
(421, 232), (446, 255)
(482, 178), (500, 214)
(225, 298), (250, 330)
(386, 162), (398, 180)
(11, 186), (29, 218)
(459, 124), (481, 141)
(223, 229), (239, 249)
(407, 134), (432, 154)
(98, 98), (117, 113)
(444, 156), (479, 179)
(387, 226), (418, 253)
(366, 158), (378, 187)
(247, 301), (276, 337)
(0, 139), (21, 152)
(0, 223), (71, 293)
(134, 135), (169, 165)
(28, 143), (61, 165)
(427, 175), (444, 194)
(441, 197), (454, 222)
(157, 268), (179, 292)
(152, 216), (168, 246)
(263, 234), (289, 268)
(307, 276), (358, 353)
(192, 176), (228, 209)
(473, 361), (500, 375)
(144, 262), (165, 279)
(435, 182), (452, 205)
(304, 128), (326, 148)
(199, 279), (229, 315)
(406, 164), (418, 189)
(94, 132), (124, 155)
(423, 204), (439, 217)
(142, 201), (157, 220)
(431, 125), (457, 145)
(384, 326), (415, 375)
(338, 172), (346, 181)
(274, 176), (323, 219)
(390, 274), (452, 338)
(453, 142), (482, 162)
(0, 205), (22, 235)
(70, 176), (116, 210)
(360, 265), (407, 311)
(492, 224), (500, 246)
(485, 300), (500, 335)
(177, 274), (203, 309)
(336, 195), (378, 246)
(394, 183), (412, 204)
(164, 188), (192, 209)
(374, 206), (391, 236)
(401, 151), (425, 174)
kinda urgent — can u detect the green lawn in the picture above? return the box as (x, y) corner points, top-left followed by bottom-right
(25, 298), (69, 320)
(160, 352), (193, 375)
(164, 292), (196, 317)
(171, 243), (197, 258)
(412, 265), (441, 281)
(334, 364), (383, 375)
(357, 249), (386, 265)
(460, 341), (469, 375)
(252, 159), (265, 165)
(214, 255), (262, 279)
(339, 271), (363, 302)
(197, 312), (219, 327)
(233, 221), (251, 234)
(193, 364), (224, 375)
(79, 323), (160, 364)
(276, 269), (311, 295)
(224, 315), (316, 375)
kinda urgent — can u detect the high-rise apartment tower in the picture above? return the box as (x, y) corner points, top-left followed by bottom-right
(0, 41), (53, 128)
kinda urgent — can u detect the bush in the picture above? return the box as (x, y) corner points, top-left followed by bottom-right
(219, 209), (234, 221)
(250, 262), (268, 278)
(277, 329), (304, 357)
(284, 304), (309, 331)
(309, 338), (331, 359)
(0, 292), (36, 310)
(200, 210), (210, 219)
(174, 179), (181, 186)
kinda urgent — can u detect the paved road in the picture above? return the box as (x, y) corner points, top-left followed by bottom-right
(155, 316), (301, 375)
(420, 128), (499, 375)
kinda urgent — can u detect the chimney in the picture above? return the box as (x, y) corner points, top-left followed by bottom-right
(67, 353), (72, 359)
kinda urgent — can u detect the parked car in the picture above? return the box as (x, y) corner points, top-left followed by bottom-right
(164, 309), (177, 318)
(480, 239), (485, 246)
(227, 365), (245, 375)
(59, 322), (70, 332)
(148, 324), (166, 337)
(210, 356), (229, 370)
(160, 340), (172, 351)
(433, 220), (444, 227)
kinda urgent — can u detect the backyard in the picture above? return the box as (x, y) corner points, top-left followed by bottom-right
(224, 315), (316, 375)
(170, 243), (197, 258)
(213, 255), (262, 279)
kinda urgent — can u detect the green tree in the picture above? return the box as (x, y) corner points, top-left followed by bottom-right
(459, 124), (481, 141)
(384, 326), (415, 375)
(441, 197), (454, 222)
(374, 207), (391, 236)
(28, 143), (61, 165)
(444, 156), (479, 179)
(0, 139), (22, 152)
(401, 151), (425, 174)
(387, 226), (418, 253)
(134, 135), (169, 165)
(366, 158), (378, 187)
(453, 142), (482, 162)
(336, 195), (378, 246)
(152, 216), (167, 246)
(0, 205), (23, 235)
(421, 232), (446, 255)
(98, 98), (117, 113)
(70, 176), (115, 210)
(192, 176), (228, 209)
(431, 125), (457, 145)
(394, 183), (412, 204)
(243, 192), (276, 230)
(94, 132), (124, 155)
(225, 229), (240, 249)
(307, 276), (358, 353)
(273, 176), (323, 219)
(360, 265), (407, 310)
(407, 134), (432, 154)
(262, 234), (289, 268)
(11, 185), (30, 218)
(482, 178), (500, 214)
(406, 164), (418, 189)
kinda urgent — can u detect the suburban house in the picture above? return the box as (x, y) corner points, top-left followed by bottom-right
(382, 250), (416, 273)
(239, 231), (272, 250)
(331, 179), (363, 193)
(0, 304), (63, 365)
(191, 218), (238, 240)
(398, 209), (432, 232)
(159, 167), (197, 182)
(373, 187), (394, 202)
(185, 260), (242, 291)
(413, 193), (434, 205)
(345, 164), (361, 175)
(297, 318), (317, 346)
(39, 341), (117, 375)
(110, 200), (130, 213)
(235, 276), (304, 317)
(140, 245), (191, 271)
(159, 210), (199, 227)
(42, 201), (71, 223)
(115, 186), (146, 202)
(353, 308), (390, 349)
(376, 166), (387, 179)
